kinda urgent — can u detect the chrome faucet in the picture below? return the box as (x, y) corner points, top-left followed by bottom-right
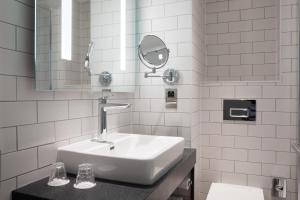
(91, 96), (131, 149)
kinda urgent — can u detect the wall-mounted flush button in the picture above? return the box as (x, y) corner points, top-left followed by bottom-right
(223, 100), (256, 121)
(165, 88), (177, 108)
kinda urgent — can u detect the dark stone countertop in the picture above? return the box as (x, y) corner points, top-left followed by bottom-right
(12, 148), (196, 200)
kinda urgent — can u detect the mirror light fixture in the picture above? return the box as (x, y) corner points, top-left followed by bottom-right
(61, 0), (72, 61)
(120, 0), (126, 71)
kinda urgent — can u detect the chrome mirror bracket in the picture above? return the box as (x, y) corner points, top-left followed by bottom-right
(144, 68), (179, 85)
(138, 35), (179, 85)
(99, 71), (112, 86)
(162, 69), (179, 85)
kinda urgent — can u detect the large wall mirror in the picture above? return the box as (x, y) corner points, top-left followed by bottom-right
(35, 0), (137, 92)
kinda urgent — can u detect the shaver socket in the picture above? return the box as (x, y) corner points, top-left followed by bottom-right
(165, 88), (177, 108)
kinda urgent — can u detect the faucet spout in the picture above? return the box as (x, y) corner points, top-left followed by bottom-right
(103, 103), (131, 112)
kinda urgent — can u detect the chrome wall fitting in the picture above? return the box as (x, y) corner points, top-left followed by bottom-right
(99, 71), (112, 86)
(163, 69), (179, 85)
(144, 68), (180, 85)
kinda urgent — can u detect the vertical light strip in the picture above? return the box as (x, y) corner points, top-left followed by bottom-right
(61, 0), (72, 60)
(120, 0), (126, 71)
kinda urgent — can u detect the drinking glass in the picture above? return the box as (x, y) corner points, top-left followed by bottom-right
(48, 162), (70, 186)
(74, 163), (96, 189)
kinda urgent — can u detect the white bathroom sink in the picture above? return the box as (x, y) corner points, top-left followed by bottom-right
(58, 133), (185, 185)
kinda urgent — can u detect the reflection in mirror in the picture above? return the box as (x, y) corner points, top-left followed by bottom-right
(138, 35), (169, 71)
(35, 0), (137, 92)
(84, 41), (94, 75)
(89, 0), (136, 92)
(35, 0), (91, 90)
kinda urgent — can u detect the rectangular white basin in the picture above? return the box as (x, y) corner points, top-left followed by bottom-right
(58, 133), (185, 185)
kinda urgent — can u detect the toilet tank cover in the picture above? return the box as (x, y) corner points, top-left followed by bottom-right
(206, 183), (264, 200)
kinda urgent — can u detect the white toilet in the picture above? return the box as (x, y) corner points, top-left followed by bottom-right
(206, 183), (264, 200)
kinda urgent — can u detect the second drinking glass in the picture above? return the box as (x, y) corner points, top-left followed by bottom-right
(74, 163), (96, 189)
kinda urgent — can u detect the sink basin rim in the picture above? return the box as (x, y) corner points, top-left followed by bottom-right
(58, 133), (185, 185)
(58, 133), (185, 161)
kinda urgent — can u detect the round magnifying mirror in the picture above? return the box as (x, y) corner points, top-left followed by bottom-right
(138, 35), (169, 71)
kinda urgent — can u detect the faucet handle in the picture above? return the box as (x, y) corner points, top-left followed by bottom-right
(99, 90), (113, 104)
(101, 96), (109, 100)
(100, 89), (113, 101)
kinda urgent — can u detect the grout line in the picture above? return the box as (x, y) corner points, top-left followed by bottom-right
(16, 125), (19, 151)
(15, 26), (17, 51)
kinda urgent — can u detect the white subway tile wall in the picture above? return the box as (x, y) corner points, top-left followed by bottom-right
(130, 1), (204, 199)
(206, 0), (279, 81)
(0, 0), (299, 200)
(0, 1), (132, 199)
(131, 0), (197, 148)
(199, 1), (299, 200)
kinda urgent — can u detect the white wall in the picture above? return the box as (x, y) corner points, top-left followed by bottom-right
(131, 0), (194, 145)
(198, 0), (299, 200)
(192, 0), (206, 198)
(130, 0), (204, 199)
(205, 0), (279, 81)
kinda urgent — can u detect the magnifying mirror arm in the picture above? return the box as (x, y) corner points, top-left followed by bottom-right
(144, 72), (171, 78)
(144, 68), (155, 78)
(144, 69), (179, 85)
(144, 68), (171, 78)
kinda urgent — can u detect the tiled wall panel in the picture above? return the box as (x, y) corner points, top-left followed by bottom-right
(131, 0), (195, 148)
(199, 1), (299, 199)
(205, 0), (279, 81)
